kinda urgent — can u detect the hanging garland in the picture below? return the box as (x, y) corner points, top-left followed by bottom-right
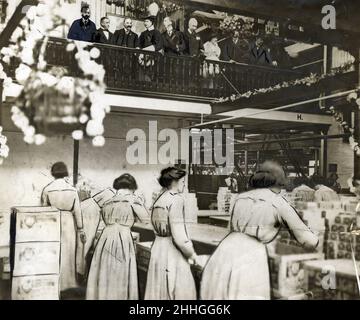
(215, 61), (355, 104)
(0, 1), (109, 147)
(0, 126), (9, 165)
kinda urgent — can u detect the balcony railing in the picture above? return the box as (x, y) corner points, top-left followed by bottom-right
(43, 37), (302, 102)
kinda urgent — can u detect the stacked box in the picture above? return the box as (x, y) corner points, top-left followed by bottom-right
(183, 193), (199, 223)
(10, 207), (61, 300)
(217, 188), (232, 214)
(276, 208), (326, 255)
(303, 259), (360, 300)
(324, 212), (357, 260)
(268, 252), (324, 298)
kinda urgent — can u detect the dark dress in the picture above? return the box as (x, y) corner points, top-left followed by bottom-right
(138, 28), (163, 81)
(92, 28), (114, 44)
(113, 29), (139, 48)
(68, 19), (97, 42)
(139, 28), (163, 51)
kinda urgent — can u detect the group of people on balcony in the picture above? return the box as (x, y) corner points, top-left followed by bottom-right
(67, 4), (277, 72)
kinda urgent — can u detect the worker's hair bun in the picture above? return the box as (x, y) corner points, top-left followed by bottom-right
(158, 167), (186, 189)
(249, 161), (286, 189)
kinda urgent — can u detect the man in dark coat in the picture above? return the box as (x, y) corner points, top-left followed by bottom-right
(183, 18), (204, 57)
(68, 4), (97, 42)
(113, 17), (140, 48)
(249, 36), (277, 66)
(93, 17), (113, 44)
(162, 22), (185, 56)
(221, 30), (249, 63)
(139, 16), (163, 52)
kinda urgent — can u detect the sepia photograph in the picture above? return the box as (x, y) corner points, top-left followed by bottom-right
(1, 0), (360, 308)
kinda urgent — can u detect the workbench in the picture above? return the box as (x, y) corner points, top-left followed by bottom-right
(209, 215), (230, 228)
(132, 222), (229, 256)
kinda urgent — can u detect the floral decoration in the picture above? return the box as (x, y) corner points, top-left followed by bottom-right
(0, 126), (9, 165)
(215, 61), (355, 104)
(0, 1), (109, 148)
(126, 0), (182, 18)
(158, 1), (183, 15)
(219, 14), (255, 35)
(106, 0), (126, 6)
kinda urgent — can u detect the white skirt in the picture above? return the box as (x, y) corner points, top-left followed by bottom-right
(60, 211), (78, 291)
(86, 224), (138, 300)
(144, 236), (196, 300)
(200, 232), (270, 300)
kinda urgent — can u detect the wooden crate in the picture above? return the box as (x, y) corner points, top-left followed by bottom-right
(11, 274), (59, 300)
(10, 206), (61, 300)
(13, 207), (60, 243)
(303, 259), (360, 300)
(13, 242), (60, 277)
(268, 252), (324, 298)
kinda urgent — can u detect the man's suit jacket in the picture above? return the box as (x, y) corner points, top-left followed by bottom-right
(221, 38), (249, 63)
(183, 29), (204, 57)
(249, 43), (273, 65)
(93, 28), (114, 44)
(113, 29), (139, 48)
(68, 19), (97, 42)
(162, 30), (186, 55)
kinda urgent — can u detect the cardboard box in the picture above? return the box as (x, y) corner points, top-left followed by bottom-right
(11, 274), (59, 300)
(13, 242), (60, 277)
(303, 259), (360, 300)
(268, 252), (324, 298)
(13, 207), (60, 243)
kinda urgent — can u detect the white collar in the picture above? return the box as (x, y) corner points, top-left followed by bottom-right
(147, 25), (155, 31)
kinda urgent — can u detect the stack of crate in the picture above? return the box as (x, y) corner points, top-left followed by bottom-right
(304, 259), (360, 300)
(268, 251), (324, 299)
(183, 193), (199, 223)
(324, 212), (357, 260)
(10, 207), (61, 300)
(276, 207), (326, 255)
(217, 188), (232, 214)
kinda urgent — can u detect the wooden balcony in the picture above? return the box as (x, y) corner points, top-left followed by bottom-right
(40, 37), (302, 103)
